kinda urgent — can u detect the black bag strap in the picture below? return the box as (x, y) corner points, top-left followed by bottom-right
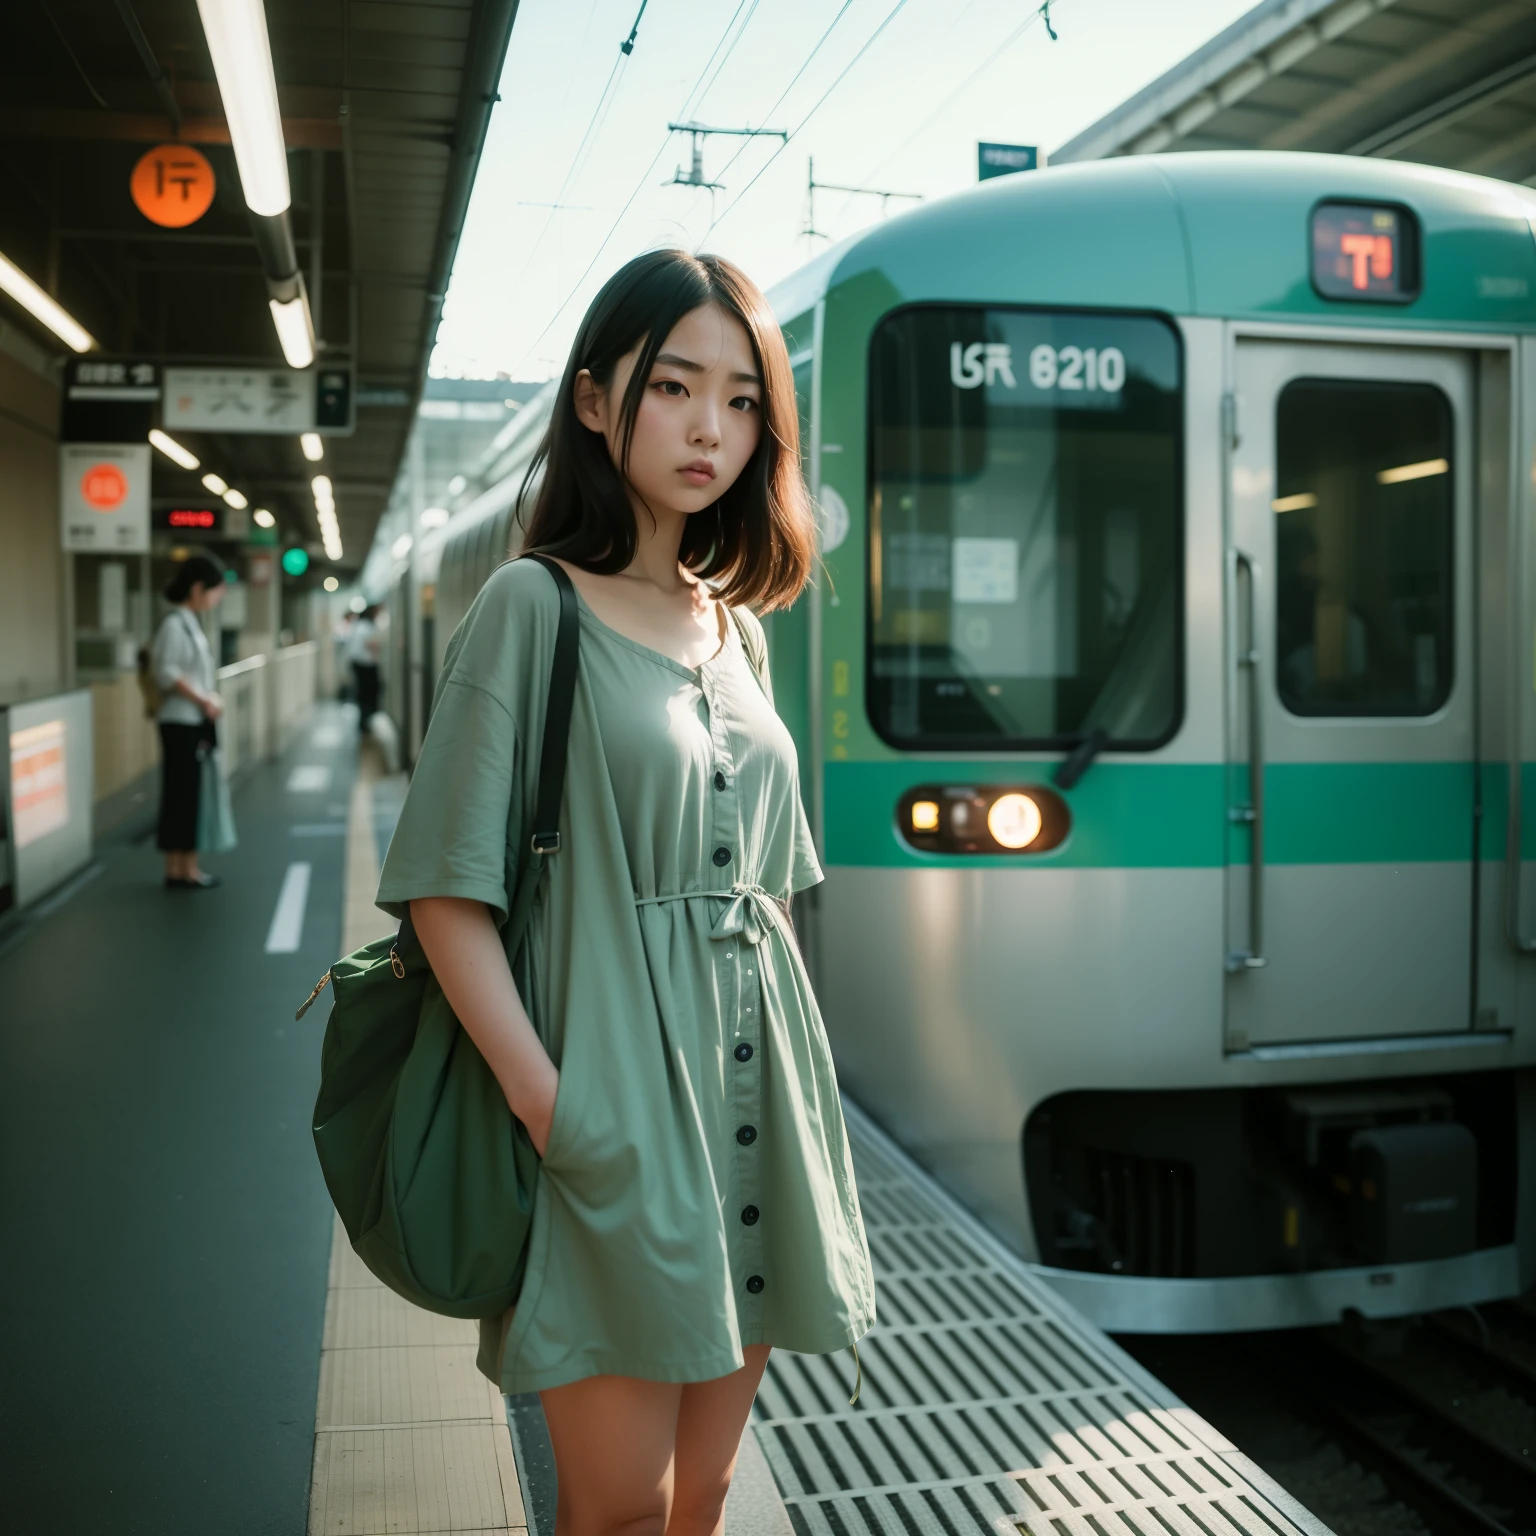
(520, 554), (579, 856)
(396, 553), (579, 962)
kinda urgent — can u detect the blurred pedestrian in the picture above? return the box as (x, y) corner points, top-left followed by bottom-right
(347, 604), (383, 732)
(152, 556), (226, 889)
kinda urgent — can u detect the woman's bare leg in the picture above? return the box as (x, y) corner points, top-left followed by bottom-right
(669, 1346), (772, 1536)
(541, 1373), (682, 1536)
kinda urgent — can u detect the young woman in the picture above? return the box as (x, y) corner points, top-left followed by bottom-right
(151, 554), (226, 889)
(377, 250), (874, 1536)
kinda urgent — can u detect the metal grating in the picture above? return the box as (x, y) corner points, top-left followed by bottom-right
(752, 1103), (1334, 1536)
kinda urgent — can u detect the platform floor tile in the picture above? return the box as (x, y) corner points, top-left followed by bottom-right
(752, 1105), (1334, 1536)
(308, 744), (526, 1536)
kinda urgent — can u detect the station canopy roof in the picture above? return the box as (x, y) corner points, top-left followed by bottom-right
(0, 0), (519, 570)
(1054, 0), (1536, 183)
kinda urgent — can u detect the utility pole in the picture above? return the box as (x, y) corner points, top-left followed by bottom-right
(802, 157), (922, 252)
(665, 121), (787, 218)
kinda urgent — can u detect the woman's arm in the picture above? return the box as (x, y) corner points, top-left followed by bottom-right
(409, 896), (559, 1154)
(171, 675), (223, 718)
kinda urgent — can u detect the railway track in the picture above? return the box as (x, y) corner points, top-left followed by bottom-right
(1119, 1308), (1536, 1536)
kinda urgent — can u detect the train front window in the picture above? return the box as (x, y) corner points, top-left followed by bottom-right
(1274, 379), (1452, 717)
(868, 307), (1182, 750)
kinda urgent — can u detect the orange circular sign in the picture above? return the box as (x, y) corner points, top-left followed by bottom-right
(81, 463), (128, 510)
(130, 144), (217, 229)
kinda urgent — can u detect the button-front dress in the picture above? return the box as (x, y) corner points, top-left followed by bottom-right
(376, 557), (876, 1393)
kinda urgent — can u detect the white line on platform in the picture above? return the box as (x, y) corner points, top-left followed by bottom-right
(286, 765), (332, 793)
(265, 862), (312, 953)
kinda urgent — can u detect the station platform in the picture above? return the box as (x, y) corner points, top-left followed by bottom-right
(0, 703), (1332, 1536)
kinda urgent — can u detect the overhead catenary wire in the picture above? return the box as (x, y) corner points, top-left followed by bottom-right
(503, 0), (654, 307)
(852, 0), (1069, 203)
(510, 0), (808, 377)
(700, 0), (918, 244)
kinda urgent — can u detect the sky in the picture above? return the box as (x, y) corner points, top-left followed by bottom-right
(430, 0), (1259, 381)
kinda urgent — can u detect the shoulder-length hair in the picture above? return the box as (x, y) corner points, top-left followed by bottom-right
(517, 249), (814, 612)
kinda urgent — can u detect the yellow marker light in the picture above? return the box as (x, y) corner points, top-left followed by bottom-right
(1271, 492), (1317, 513)
(987, 792), (1042, 850)
(910, 799), (940, 832)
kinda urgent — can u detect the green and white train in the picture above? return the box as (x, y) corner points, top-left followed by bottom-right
(385, 152), (1536, 1332)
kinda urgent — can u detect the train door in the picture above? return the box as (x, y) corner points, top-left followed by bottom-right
(1225, 340), (1475, 1050)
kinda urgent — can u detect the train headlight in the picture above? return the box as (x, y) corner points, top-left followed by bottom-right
(897, 784), (1068, 855)
(987, 792), (1042, 850)
(910, 799), (940, 832)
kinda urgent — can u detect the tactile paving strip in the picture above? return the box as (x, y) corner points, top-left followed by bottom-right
(752, 1104), (1333, 1536)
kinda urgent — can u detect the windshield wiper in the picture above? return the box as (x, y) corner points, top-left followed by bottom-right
(1053, 727), (1108, 791)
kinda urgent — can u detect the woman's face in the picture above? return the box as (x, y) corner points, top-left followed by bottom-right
(577, 302), (764, 518)
(192, 581), (226, 612)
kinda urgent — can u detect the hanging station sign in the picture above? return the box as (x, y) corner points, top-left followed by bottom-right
(60, 443), (151, 553)
(130, 144), (217, 229)
(162, 365), (356, 435)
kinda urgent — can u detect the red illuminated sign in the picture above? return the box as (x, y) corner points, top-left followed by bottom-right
(80, 463), (128, 510)
(1312, 201), (1418, 303)
(167, 509), (217, 529)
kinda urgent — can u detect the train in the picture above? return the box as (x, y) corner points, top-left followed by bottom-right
(377, 151), (1536, 1332)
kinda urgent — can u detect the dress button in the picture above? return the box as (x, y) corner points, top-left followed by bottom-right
(734, 1042), (753, 1062)
(714, 770), (726, 791)
(736, 1125), (757, 1145)
(713, 846), (732, 867)
(746, 1275), (765, 1293)
(742, 1205), (760, 1225)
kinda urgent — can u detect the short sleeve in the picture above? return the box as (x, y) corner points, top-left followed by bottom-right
(375, 561), (558, 925)
(790, 793), (823, 893)
(152, 615), (189, 691)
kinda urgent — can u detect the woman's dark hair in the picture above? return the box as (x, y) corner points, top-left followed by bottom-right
(517, 249), (814, 612)
(163, 555), (224, 604)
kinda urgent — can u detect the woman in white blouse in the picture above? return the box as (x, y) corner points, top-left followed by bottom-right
(151, 556), (226, 889)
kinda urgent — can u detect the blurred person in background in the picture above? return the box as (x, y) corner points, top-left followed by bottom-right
(348, 604), (383, 732)
(152, 555), (226, 889)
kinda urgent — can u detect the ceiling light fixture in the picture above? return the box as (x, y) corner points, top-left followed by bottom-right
(253, 508), (276, 529)
(223, 488), (249, 510)
(0, 250), (96, 353)
(269, 295), (315, 369)
(193, 0), (291, 217)
(420, 507), (449, 529)
(299, 432), (324, 462)
(392, 533), (413, 560)
(323, 576), (340, 592)
(201, 472), (228, 496)
(148, 429), (199, 470)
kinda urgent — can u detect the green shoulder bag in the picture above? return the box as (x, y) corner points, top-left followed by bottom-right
(302, 554), (579, 1319)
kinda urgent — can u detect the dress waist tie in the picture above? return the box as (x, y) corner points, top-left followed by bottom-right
(634, 882), (789, 947)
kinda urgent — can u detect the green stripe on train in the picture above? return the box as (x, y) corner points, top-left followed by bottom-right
(821, 760), (1528, 869)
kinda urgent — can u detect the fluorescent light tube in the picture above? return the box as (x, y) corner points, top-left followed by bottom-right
(269, 295), (315, 369)
(223, 488), (249, 509)
(202, 472), (229, 496)
(0, 250), (96, 353)
(311, 474), (333, 501)
(299, 432), (323, 462)
(148, 429), (200, 470)
(253, 508), (276, 528)
(194, 0), (291, 217)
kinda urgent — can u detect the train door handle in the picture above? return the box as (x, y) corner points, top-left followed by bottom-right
(1228, 550), (1267, 973)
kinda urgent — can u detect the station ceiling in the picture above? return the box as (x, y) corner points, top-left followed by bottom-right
(1055, 0), (1536, 181)
(0, 0), (520, 570)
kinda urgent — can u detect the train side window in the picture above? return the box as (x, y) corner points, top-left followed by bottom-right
(867, 305), (1183, 751)
(1273, 379), (1452, 717)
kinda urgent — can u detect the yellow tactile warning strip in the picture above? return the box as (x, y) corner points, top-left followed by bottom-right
(307, 741), (529, 1536)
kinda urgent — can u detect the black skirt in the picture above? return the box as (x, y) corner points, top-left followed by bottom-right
(157, 720), (214, 852)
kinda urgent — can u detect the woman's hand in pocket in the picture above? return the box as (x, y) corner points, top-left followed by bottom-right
(513, 1059), (560, 1157)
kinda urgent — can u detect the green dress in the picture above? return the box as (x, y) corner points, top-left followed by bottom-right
(376, 558), (876, 1393)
